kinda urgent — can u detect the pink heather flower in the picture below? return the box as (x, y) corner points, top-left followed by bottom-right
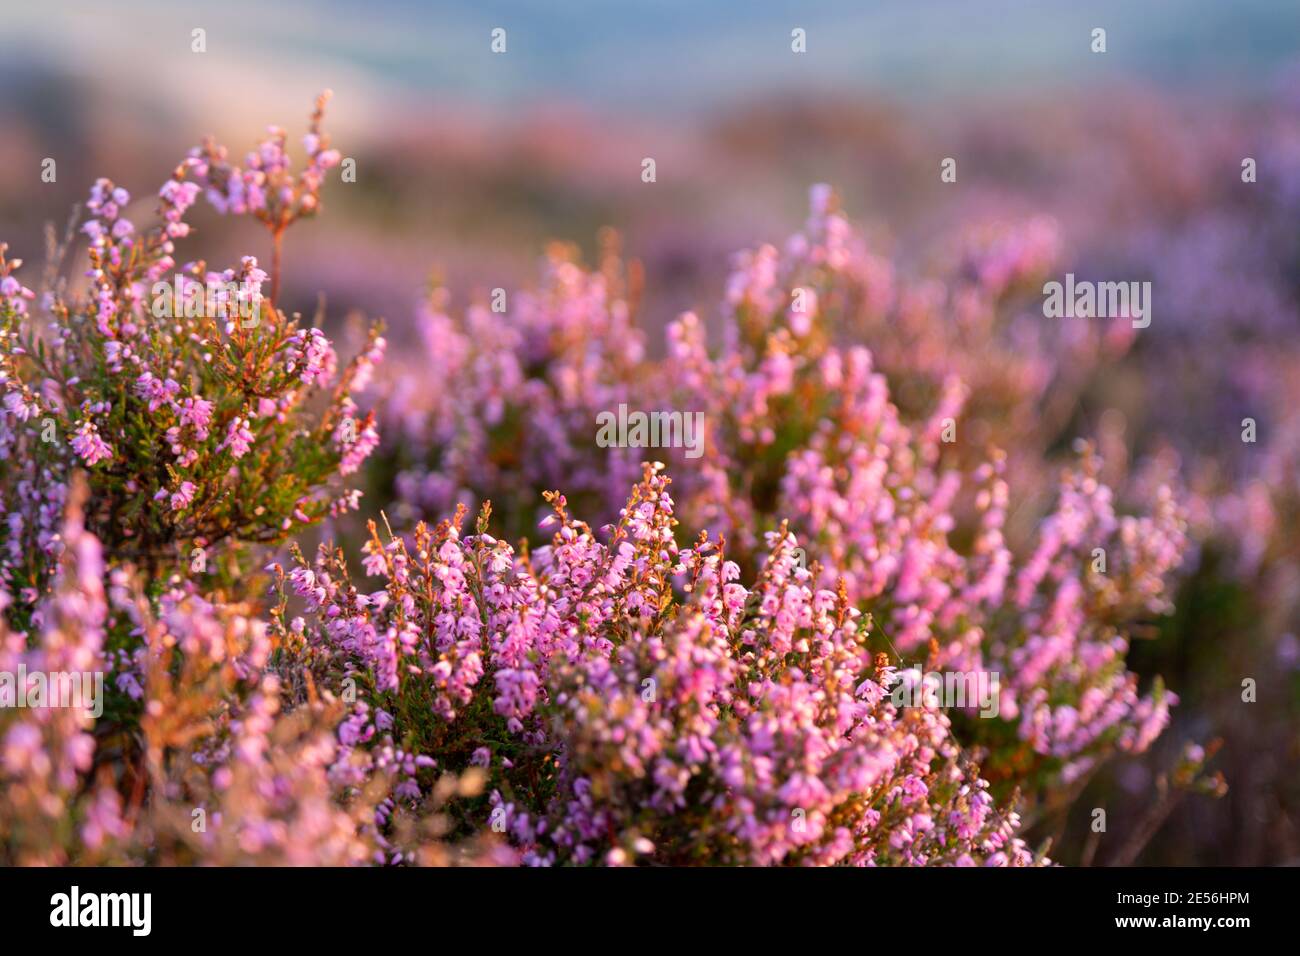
(159, 179), (201, 238)
(179, 396), (215, 439)
(295, 329), (336, 385)
(335, 417), (379, 475)
(0, 275), (35, 315)
(360, 542), (387, 577)
(134, 372), (180, 412)
(2, 722), (43, 774)
(79, 787), (127, 851)
(169, 481), (197, 512)
(69, 420), (113, 466)
(221, 416), (255, 459)
(350, 336), (386, 394)
(2, 390), (37, 421)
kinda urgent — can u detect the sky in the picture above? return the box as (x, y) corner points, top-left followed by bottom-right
(0, 0), (1294, 131)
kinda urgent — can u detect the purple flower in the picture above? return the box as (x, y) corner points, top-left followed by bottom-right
(221, 416), (255, 459)
(70, 421), (113, 466)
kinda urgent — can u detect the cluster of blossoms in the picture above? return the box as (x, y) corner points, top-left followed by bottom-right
(190, 89), (343, 303)
(382, 237), (647, 540)
(813, 204), (1137, 486)
(0, 483), (503, 866)
(376, 189), (1191, 805)
(193, 91), (342, 224)
(0, 95), (382, 625)
(276, 465), (1045, 866)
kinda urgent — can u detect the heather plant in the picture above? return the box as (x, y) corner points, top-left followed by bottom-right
(0, 93), (383, 628)
(795, 200), (1138, 480)
(377, 190), (1136, 541)
(275, 464), (1046, 865)
(0, 483), (503, 866)
(664, 235), (1188, 804)
(380, 235), (646, 541)
(376, 188), (1192, 811)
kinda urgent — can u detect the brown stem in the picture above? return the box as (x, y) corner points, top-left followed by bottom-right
(1080, 827), (1102, 867)
(1109, 783), (1186, 866)
(270, 227), (285, 308)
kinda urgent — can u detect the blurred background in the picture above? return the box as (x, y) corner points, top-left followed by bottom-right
(2, 0), (1297, 865)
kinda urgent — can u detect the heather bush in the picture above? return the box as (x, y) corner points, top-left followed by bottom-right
(376, 188), (1191, 809)
(0, 481), (504, 866)
(379, 239), (646, 540)
(275, 464), (1044, 865)
(0, 93), (383, 628)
